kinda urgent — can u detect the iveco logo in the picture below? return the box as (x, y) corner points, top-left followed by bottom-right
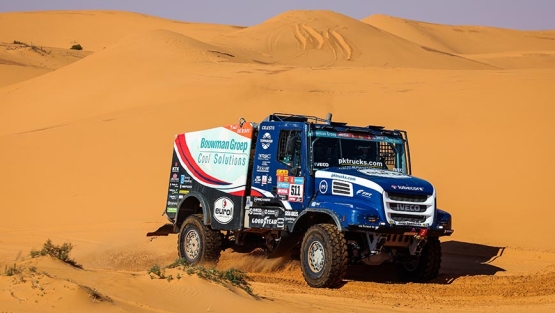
(392, 203), (425, 212)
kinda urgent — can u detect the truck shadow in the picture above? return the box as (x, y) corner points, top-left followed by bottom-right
(344, 240), (506, 285)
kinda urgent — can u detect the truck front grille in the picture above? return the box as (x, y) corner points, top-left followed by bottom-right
(387, 192), (428, 203)
(384, 191), (434, 226)
(390, 214), (427, 224)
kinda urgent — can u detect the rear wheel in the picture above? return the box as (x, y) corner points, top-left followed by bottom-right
(177, 214), (222, 265)
(300, 224), (348, 288)
(396, 236), (441, 282)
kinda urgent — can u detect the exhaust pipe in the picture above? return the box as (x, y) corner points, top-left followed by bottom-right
(325, 113), (332, 124)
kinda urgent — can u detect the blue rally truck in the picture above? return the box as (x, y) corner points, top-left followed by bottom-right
(148, 113), (453, 288)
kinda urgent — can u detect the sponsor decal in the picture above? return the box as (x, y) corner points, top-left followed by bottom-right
(338, 158), (383, 167)
(213, 197), (234, 224)
(167, 200), (178, 206)
(180, 184), (193, 189)
(169, 189), (179, 194)
(180, 175), (192, 184)
(257, 165), (269, 172)
(170, 173), (179, 182)
(258, 154), (271, 161)
(261, 175), (268, 185)
(172, 166), (180, 173)
(359, 168), (410, 179)
(200, 138), (249, 152)
(197, 153), (247, 166)
(254, 176), (261, 184)
(276, 169), (288, 176)
(314, 162), (329, 167)
(169, 182), (179, 188)
(319, 180), (328, 193)
(263, 209), (280, 217)
(261, 125), (275, 130)
(168, 195), (178, 200)
(167, 207), (177, 213)
(250, 208), (263, 216)
(179, 190), (189, 194)
(268, 176), (273, 184)
(330, 173), (356, 182)
(277, 188), (289, 195)
(251, 216), (278, 227)
(277, 182), (290, 188)
(285, 210), (299, 217)
(356, 190), (372, 198)
(179, 195), (184, 199)
(391, 185), (424, 192)
(260, 133), (273, 149)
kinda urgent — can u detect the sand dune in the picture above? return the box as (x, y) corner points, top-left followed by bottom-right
(0, 10), (243, 52)
(363, 14), (555, 68)
(0, 42), (90, 87)
(363, 14), (555, 54)
(0, 29), (249, 136)
(1, 9), (555, 313)
(214, 10), (493, 69)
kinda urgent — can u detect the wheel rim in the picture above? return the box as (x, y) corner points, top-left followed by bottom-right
(403, 259), (419, 271)
(308, 240), (325, 273)
(184, 229), (200, 260)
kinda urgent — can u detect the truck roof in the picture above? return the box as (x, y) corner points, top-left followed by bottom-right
(263, 113), (405, 138)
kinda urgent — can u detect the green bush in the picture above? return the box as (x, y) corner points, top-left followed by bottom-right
(30, 239), (82, 269)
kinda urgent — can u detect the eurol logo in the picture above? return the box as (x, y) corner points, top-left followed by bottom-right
(391, 185), (424, 192)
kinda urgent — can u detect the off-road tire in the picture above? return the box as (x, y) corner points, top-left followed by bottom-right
(396, 236), (442, 282)
(177, 214), (222, 265)
(300, 224), (348, 288)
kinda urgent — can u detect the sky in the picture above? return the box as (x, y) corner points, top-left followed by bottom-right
(1, 0), (554, 30)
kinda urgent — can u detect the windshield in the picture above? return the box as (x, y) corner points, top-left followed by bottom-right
(310, 130), (408, 174)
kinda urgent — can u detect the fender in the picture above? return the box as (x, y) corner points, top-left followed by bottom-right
(290, 208), (345, 232)
(174, 191), (212, 227)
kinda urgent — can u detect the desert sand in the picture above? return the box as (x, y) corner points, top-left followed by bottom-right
(1, 9), (555, 312)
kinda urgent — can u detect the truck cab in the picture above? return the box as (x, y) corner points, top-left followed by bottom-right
(148, 113), (454, 288)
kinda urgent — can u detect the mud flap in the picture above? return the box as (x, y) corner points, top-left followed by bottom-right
(267, 231), (302, 259)
(146, 224), (176, 237)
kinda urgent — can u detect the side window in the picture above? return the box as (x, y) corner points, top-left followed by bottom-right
(277, 130), (301, 168)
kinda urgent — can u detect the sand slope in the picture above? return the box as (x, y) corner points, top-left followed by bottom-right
(215, 10), (493, 69)
(0, 42), (90, 87)
(363, 14), (555, 68)
(1, 9), (555, 313)
(363, 14), (555, 54)
(0, 10), (243, 52)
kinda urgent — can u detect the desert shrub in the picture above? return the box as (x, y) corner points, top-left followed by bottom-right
(181, 264), (252, 295)
(12, 40), (50, 55)
(166, 258), (188, 269)
(147, 259), (253, 294)
(148, 264), (165, 279)
(79, 285), (113, 303)
(4, 263), (21, 276)
(70, 44), (83, 50)
(30, 239), (82, 269)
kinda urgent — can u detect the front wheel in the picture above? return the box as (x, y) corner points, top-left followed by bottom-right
(300, 224), (348, 288)
(177, 214), (222, 265)
(396, 236), (442, 282)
